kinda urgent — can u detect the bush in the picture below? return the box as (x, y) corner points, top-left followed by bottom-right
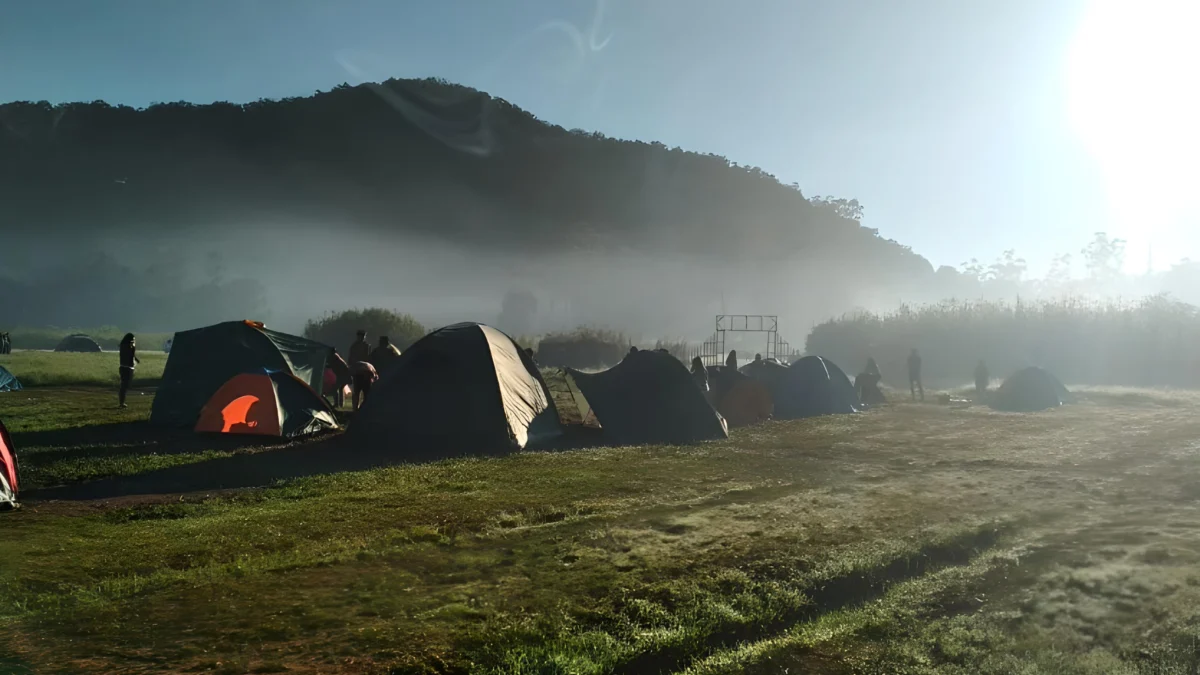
(537, 327), (630, 370)
(805, 295), (1200, 388)
(303, 309), (426, 354)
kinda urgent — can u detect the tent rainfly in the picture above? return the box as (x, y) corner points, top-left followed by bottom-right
(54, 334), (102, 352)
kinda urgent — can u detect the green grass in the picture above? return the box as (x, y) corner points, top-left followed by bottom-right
(2, 388), (1200, 673)
(0, 351), (166, 387)
(3, 326), (174, 352)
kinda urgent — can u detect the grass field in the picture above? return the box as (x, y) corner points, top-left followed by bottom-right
(3, 327), (174, 352)
(3, 356), (1200, 673)
(0, 351), (167, 388)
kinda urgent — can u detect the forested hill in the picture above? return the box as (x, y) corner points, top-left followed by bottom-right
(0, 77), (931, 274)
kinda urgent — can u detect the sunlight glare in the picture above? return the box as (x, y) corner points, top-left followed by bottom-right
(1066, 0), (1200, 249)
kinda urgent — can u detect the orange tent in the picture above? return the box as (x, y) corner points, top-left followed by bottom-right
(195, 372), (337, 437)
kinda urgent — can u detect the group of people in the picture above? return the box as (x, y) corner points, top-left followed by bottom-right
(0, 332), (10, 354)
(688, 349), (768, 394)
(324, 330), (404, 411)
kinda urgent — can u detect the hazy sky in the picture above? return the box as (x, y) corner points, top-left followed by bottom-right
(3, 0), (1197, 275)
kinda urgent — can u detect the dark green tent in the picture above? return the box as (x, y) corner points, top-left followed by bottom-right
(990, 367), (1071, 412)
(567, 350), (729, 445)
(350, 323), (561, 458)
(743, 355), (859, 419)
(54, 334), (102, 352)
(151, 321), (330, 428)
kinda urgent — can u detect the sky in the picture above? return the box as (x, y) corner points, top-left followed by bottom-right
(2, 0), (1197, 276)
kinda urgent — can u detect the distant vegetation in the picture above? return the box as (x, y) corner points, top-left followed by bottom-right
(536, 327), (630, 370)
(807, 296), (1200, 387)
(302, 308), (426, 353)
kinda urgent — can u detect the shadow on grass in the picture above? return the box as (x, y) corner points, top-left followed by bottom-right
(23, 424), (614, 502)
(12, 421), (293, 463)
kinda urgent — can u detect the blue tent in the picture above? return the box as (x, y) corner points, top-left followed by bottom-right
(0, 366), (21, 393)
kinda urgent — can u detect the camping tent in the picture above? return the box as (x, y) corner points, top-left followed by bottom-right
(351, 323), (562, 458)
(708, 368), (773, 427)
(54, 334), (101, 352)
(152, 321), (330, 429)
(195, 371), (337, 437)
(1, 419), (18, 509)
(0, 366), (21, 393)
(743, 355), (859, 419)
(990, 367), (1071, 412)
(567, 350), (729, 445)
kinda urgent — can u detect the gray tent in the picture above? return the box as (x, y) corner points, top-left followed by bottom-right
(990, 367), (1071, 412)
(351, 323), (561, 458)
(54, 334), (102, 353)
(566, 350), (728, 445)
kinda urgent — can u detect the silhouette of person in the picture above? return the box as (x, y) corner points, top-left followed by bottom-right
(726, 350), (738, 370)
(690, 356), (709, 393)
(975, 360), (990, 395)
(118, 333), (139, 408)
(907, 349), (924, 402)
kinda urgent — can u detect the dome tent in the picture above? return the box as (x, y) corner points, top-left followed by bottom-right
(195, 371), (337, 438)
(566, 350), (728, 445)
(990, 367), (1071, 412)
(351, 323), (562, 459)
(742, 355), (859, 419)
(152, 321), (331, 430)
(54, 334), (102, 352)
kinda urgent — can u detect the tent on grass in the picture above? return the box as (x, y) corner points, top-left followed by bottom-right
(54, 334), (101, 352)
(566, 350), (729, 445)
(351, 323), (562, 458)
(195, 371), (337, 437)
(152, 321), (331, 430)
(1, 419), (18, 510)
(0, 366), (21, 393)
(707, 368), (773, 427)
(990, 367), (1072, 412)
(743, 355), (859, 419)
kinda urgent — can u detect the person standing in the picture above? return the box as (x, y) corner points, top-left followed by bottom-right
(974, 360), (990, 395)
(907, 348), (924, 402)
(726, 349), (738, 371)
(690, 356), (709, 393)
(118, 333), (139, 408)
(349, 329), (370, 365)
(348, 329), (371, 406)
(369, 335), (402, 375)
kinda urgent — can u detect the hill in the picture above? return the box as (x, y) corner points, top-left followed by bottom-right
(0, 77), (932, 274)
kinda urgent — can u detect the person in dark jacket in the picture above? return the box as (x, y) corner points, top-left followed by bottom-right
(974, 360), (990, 395)
(118, 333), (139, 408)
(907, 348), (924, 401)
(348, 330), (370, 364)
(690, 356), (709, 393)
(865, 357), (881, 377)
(369, 336), (402, 375)
(726, 349), (738, 370)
